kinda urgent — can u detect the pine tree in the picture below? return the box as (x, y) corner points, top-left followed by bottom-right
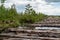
(25, 4), (32, 14)
(20, 4), (37, 23)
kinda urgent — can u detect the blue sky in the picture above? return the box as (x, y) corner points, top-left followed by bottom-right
(0, 0), (60, 15)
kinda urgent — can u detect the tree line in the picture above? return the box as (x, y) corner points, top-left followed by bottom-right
(0, 0), (47, 30)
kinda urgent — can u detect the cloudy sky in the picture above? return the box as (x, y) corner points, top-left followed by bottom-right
(1, 0), (60, 15)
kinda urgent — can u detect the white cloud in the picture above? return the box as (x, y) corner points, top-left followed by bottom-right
(45, 0), (60, 2)
(3, 0), (60, 15)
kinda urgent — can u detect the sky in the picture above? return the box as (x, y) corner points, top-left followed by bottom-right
(0, 0), (60, 15)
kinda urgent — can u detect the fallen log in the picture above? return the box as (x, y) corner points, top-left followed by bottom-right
(8, 28), (60, 34)
(0, 34), (60, 40)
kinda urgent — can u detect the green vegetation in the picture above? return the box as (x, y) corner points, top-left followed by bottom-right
(19, 4), (47, 24)
(0, 0), (47, 32)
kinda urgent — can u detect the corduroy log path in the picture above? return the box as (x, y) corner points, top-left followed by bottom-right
(1, 17), (60, 40)
(0, 28), (60, 40)
(26, 17), (60, 27)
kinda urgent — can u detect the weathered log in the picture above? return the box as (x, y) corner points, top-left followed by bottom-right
(8, 28), (60, 33)
(0, 34), (60, 40)
(26, 24), (60, 27)
(1, 29), (60, 38)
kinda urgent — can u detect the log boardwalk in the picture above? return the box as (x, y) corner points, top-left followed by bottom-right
(1, 17), (60, 40)
(26, 17), (60, 27)
(0, 28), (60, 40)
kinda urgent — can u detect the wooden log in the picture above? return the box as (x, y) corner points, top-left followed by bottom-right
(26, 24), (60, 27)
(0, 34), (60, 40)
(8, 28), (60, 33)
